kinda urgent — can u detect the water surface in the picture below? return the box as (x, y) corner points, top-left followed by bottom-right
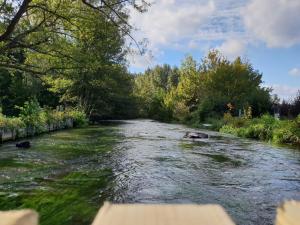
(0, 120), (299, 225)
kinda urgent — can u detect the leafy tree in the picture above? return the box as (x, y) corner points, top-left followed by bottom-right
(193, 52), (271, 121)
(0, 0), (149, 74)
(134, 65), (180, 121)
(18, 98), (43, 135)
(133, 51), (272, 123)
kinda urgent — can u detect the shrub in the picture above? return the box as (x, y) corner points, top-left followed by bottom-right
(0, 113), (8, 129)
(220, 125), (238, 135)
(220, 113), (300, 146)
(204, 117), (225, 131)
(18, 99), (45, 135)
(66, 109), (88, 127)
(42, 108), (56, 128)
(6, 117), (25, 131)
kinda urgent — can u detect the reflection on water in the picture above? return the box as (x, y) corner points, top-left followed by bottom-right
(0, 120), (300, 225)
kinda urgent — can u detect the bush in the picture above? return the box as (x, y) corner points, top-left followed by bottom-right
(272, 119), (300, 146)
(0, 102), (88, 142)
(223, 112), (249, 128)
(0, 113), (8, 129)
(18, 99), (45, 135)
(66, 109), (88, 127)
(204, 117), (225, 131)
(220, 113), (300, 147)
(219, 125), (238, 135)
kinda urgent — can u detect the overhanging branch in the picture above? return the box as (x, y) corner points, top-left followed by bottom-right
(0, 0), (32, 42)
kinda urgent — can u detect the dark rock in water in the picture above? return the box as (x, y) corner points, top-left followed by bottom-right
(184, 132), (209, 139)
(16, 141), (31, 148)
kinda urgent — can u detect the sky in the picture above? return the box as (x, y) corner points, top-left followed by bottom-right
(127, 0), (300, 101)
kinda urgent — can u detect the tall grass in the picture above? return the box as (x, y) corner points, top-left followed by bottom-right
(220, 114), (300, 147)
(0, 100), (88, 141)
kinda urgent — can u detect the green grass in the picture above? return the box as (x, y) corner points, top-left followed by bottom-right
(219, 114), (300, 148)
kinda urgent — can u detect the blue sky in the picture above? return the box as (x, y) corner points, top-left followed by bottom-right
(128, 0), (300, 100)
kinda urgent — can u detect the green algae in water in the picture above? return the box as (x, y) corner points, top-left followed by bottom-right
(179, 141), (209, 149)
(0, 126), (120, 225)
(198, 153), (243, 167)
(0, 158), (34, 168)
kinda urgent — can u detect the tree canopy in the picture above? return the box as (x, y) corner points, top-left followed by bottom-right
(134, 51), (273, 122)
(0, 0), (146, 118)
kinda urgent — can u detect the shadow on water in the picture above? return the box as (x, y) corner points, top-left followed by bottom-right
(96, 120), (129, 126)
(0, 120), (300, 225)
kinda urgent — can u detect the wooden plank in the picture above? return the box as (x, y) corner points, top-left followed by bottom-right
(276, 201), (300, 225)
(0, 209), (38, 225)
(92, 202), (236, 225)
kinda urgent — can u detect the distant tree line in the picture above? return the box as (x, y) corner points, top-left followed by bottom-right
(1, 1), (298, 125)
(133, 51), (286, 123)
(279, 92), (300, 118)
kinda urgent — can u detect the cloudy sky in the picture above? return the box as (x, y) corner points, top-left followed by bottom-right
(128, 0), (300, 100)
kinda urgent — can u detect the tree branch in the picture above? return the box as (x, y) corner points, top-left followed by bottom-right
(82, 0), (144, 54)
(0, 0), (32, 42)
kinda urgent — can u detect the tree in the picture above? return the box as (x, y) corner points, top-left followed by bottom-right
(133, 51), (272, 122)
(0, 0), (149, 74)
(194, 52), (271, 120)
(134, 65), (179, 120)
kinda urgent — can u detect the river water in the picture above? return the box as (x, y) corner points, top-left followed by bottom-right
(0, 120), (299, 225)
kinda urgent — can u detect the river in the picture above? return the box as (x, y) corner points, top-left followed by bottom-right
(0, 120), (299, 225)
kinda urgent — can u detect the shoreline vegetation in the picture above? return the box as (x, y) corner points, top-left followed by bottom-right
(191, 114), (300, 148)
(133, 51), (300, 148)
(2, 51), (299, 148)
(0, 1), (299, 148)
(0, 99), (87, 143)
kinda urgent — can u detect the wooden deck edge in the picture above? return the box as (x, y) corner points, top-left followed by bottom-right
(0, 209), (38, 225)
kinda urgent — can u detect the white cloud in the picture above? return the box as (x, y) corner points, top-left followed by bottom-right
(126, 47), (164, 69)
(130, 0), (216, 47)
(128, 0), (300, 69)
(216, 39), (246, 60)
(128, 0), (249, 68)
(289, 68), (300, 77)
(268, 84), (299, 100)
(243, 0), (300, 48)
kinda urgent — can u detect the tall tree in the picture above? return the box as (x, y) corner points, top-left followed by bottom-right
(0, 0), (148, 74)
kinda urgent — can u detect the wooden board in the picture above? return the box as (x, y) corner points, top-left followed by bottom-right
(276, 201), (300, 225)
(0, 209), (38, 225)
(92, 202), (236, 225)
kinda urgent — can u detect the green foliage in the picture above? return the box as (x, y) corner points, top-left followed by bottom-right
(66, 109), (88, 127)
(134, 65), (180, 121)
(0, 112), (25, 138)
(220, 114), (300, 147)
(6, 117), (25, 131)
(0, 0), (142, 120)
(0, 113), (8, 129)
(134, 51), (272, 124)
(0, 100), (87, 139)
(18, 99), (44, 134)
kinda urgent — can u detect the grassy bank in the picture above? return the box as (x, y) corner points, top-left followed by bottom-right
(200, 114), (300, 148)
(0, 99), (87, 142)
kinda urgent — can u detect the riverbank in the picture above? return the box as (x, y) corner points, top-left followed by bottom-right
(191, 114), (300, 148)
(0, 102), (87, 144)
